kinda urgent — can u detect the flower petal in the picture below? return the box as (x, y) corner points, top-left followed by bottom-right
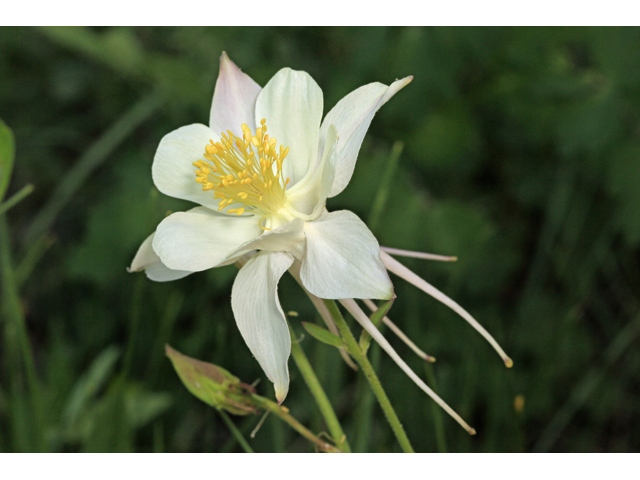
(319, 77), (413, 198)
(153, 207), (262, 272)
(255, 68), (323, 186)
(226, 218), (305, 260)
(285, 125), (338, 220)
(152, 123), (223, 209)
(209, 52), (262, 136)
(300, 210), (393, 300)
(128, 233), (192, 282)
(231, 251), (294, 403)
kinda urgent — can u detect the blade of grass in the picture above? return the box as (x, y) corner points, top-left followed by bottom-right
(367, 141), (403, 233)
(0, 215), (47, 451)
(25, 92), (162, 243)
(533, 311), (640, 452)
(217, 410), (255, 453)
(423, 362), (447, 453)
(0, 118), (15, 202)
(0, 184), (34, 217)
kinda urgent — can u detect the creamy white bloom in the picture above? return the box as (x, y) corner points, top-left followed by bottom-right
(130, 52), (412, 402)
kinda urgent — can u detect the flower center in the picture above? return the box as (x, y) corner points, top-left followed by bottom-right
(193, 118), (290, 229)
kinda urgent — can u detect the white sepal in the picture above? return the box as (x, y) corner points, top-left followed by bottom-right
(301, 210), (393, 300)
(319, 77), (412, 198)
(231, 251), (294, 403)
(128, 233), (192, 282)
(210, 52), (262, 136)
(153, 207), (262, 272)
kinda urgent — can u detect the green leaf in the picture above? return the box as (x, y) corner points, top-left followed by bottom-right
(301, 322), (346, 349)
(0, 118), (16, 203)
(360, 298), (395, 353)
(165, 345), (258, 416)
(62, 345), (121, 427)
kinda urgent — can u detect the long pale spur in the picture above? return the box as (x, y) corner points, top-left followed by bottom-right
(130, 53), (511, 433)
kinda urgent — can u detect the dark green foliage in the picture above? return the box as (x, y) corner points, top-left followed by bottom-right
(1, 26), (639, 452)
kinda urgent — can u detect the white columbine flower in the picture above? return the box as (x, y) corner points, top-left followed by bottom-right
(130, 53), (412, 403)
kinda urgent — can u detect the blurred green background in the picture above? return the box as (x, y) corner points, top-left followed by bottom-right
(1, 26), (639, 453)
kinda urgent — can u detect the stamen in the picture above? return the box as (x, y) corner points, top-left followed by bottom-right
(380, 251), (513, 368)
(193, 118), (289, 224)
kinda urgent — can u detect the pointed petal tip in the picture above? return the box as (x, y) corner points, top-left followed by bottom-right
(275, 384), (288, 404)
(468, 427), (477, 436)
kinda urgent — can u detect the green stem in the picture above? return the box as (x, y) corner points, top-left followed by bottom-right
(0, 215), (47, 451)
(424, 363), (448, 453)
(217, 410), (255, 453)
(0, 183), (34, 216)
(122, 274), (144, 378)
(323, 299), (415, 453)
(289, 325), (351, 452)
(251, 395), (341, 453)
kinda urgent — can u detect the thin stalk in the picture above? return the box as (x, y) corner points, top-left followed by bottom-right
(15, 233), (54, 288)
(323, 299), (415, 453)
(122, 274), (144, 378)
(424, 363), (447, 453)
(26, 92), (162, 243)
(368, 141), (403, 232)
(218, 410), (255, 453)
(289, 325), (351, 452)
(0, 183), (34, 216)
(353, 343), (380, 452)
(0, 215), (47, 451)
(250, 395), (342, 453)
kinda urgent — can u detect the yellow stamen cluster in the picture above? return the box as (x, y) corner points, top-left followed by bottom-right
(193, 119), (290, 228)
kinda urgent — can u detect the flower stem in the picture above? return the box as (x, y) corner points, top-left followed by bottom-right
(323, 299), (415, 453)
(289, 325), (351, 452)
(217, 410), (255, 453)
(250, 395), (342, 453)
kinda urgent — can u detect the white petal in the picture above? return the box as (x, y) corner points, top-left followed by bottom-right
(209, 52), (262, 136)
(226, 218), (305, 259)
(152, 123), (222, 209)
(301, 210), (393, 300)
(128, 233), (192, 282)
(319, 77), (413, 198)
(231, 251), (294, 403)
(285, 125), (338, 220)
(255, 68), (323, 186)
(152, 207), (262, 272)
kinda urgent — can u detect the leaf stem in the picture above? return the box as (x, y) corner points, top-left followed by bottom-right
(322, 299), (415, 453)
(289, 325), (351, 452)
